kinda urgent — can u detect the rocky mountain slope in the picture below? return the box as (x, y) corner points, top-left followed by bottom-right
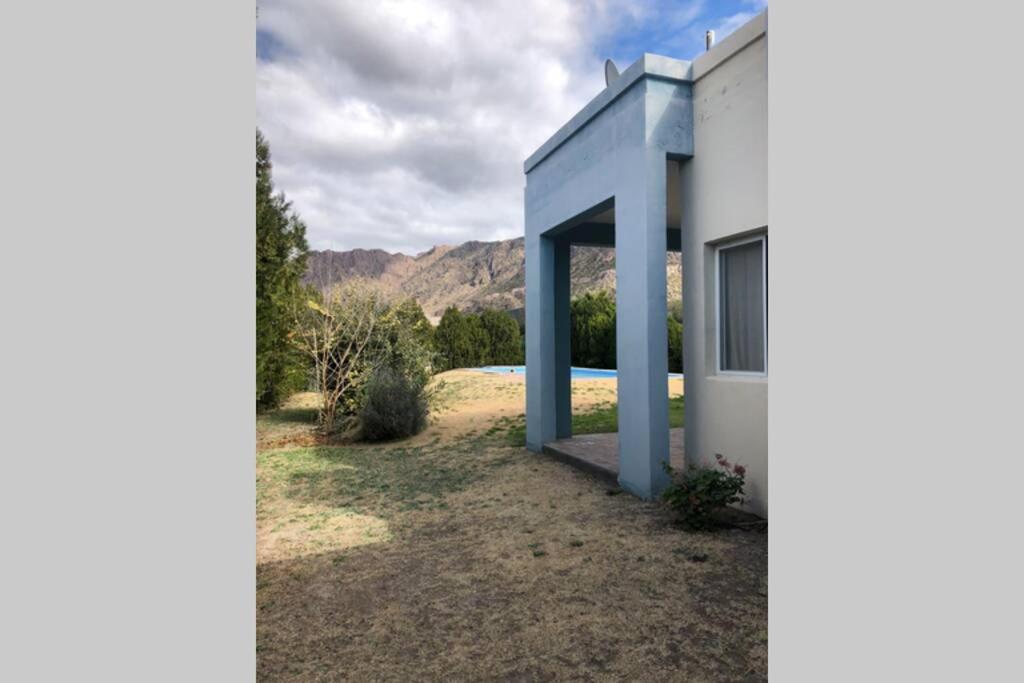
(304, 237), (682, 322)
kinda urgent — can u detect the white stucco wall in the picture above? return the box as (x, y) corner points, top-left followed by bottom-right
(679, 17), (768, 516)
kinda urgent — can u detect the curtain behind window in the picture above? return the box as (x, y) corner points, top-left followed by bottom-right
(720, 240), (765, 372)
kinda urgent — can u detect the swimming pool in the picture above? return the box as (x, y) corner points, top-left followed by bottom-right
(477, 365), (684, 380)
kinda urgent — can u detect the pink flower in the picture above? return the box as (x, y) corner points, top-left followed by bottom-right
(733, 464), (746, 476)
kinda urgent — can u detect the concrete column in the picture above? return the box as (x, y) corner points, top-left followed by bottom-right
(554, 237), (572, 438)
(614, 149), (671, 498)
(526, 232), (572, 451)
(526, 232), (555, 451)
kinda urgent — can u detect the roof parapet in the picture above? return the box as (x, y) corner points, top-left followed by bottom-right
(692, 10), (766, 81)
(523, 53), (693, 173)
(522, 9), (767, 174)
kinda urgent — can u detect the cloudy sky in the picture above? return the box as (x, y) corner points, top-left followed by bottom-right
(257, 0), (768, 255)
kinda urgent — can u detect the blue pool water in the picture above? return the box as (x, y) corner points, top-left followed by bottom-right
(478, 365), (683, 380)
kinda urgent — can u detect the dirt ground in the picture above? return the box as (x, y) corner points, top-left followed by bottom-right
(257, 370), (765, 682)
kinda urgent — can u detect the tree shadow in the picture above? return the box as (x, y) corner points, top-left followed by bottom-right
(262, 441), (516, 521)
(257, 515), (767, 681)
(259, 405), (318, 426)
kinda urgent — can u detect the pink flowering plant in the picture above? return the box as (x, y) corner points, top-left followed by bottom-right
(662, 454), (746, 529)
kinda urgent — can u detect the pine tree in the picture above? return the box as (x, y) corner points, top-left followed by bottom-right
(256, 129), (309, 410)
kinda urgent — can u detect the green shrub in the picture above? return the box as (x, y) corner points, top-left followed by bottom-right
(662, 455), (746, 529)
(359, 367), (428, 441)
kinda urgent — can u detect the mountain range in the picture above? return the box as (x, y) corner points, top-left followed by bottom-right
(304, 237), (682, 322)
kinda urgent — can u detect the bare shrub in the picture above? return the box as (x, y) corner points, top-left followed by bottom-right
(291, 282), (387, 433)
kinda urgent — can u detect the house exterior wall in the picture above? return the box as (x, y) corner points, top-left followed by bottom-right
(679, 21), (768, 516)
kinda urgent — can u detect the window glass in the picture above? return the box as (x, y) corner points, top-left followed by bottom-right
(719, 239), (765, 372)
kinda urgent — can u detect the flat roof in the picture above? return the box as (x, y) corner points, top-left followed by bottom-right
(523, 53), (691, 173)
(523, 10), (766, 174)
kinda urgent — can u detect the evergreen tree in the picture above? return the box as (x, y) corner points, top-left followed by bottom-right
(667, 315), (683, 373)
(570, 291), (617, 368)
(256, 129), (309, 410)
(569, 291), (682, 371)
(479, 309), (524, 365)
(435, 306), (492, 369)
(435, 306), (465, 370)
(463, 314), (490, 367)
(390, 298), (434, 350)
(380, 299), (436, 386)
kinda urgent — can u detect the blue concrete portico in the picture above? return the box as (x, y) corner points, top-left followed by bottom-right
(524, 54), (694, 499)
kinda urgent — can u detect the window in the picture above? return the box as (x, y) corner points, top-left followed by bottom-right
(717, 235), (767, 374)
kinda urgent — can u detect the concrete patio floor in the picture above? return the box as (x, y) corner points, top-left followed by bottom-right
(541, 428), (685, 487)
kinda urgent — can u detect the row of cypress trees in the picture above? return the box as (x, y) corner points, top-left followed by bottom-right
(434, 307), (524, 370)
(433, 293), (683, 373)
(570, 291), (684, 372)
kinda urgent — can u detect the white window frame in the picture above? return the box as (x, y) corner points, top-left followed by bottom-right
(715, 233), (768, 377)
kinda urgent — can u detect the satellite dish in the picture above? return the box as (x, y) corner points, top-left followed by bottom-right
(604, 59), (620, 87)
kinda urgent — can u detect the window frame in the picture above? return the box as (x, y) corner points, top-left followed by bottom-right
(715, 233), (768, 377)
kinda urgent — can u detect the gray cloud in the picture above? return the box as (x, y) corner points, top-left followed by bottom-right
(256, 0), (741, 255)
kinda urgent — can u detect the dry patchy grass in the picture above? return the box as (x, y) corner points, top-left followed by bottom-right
(257, 370), (765, 682)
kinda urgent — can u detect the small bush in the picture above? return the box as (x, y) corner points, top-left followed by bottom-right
(359, 367), (428, 441)
(662, 454), (746, 530)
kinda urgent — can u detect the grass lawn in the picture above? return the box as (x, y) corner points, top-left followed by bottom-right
(257, 371), (766, 681)
(573, 395), (685, 435)
(501, 393), (684, 445)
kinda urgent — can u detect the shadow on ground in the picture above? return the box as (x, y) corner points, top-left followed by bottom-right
(257, 376), (765, 681)
(258, 445), (767, 681)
